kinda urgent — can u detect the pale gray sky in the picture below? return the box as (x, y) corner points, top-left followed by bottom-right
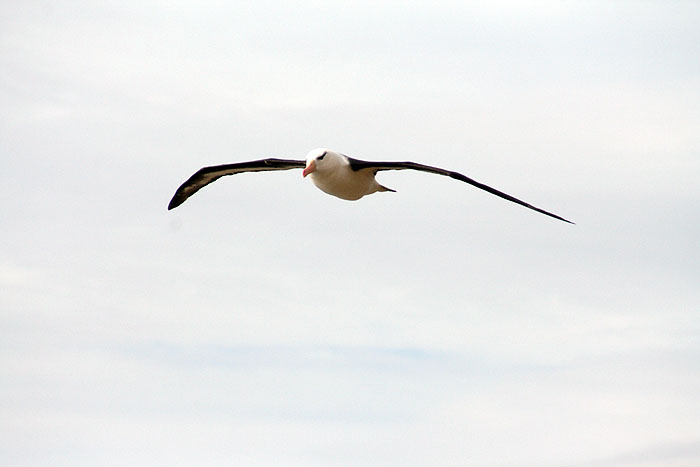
(2, 1), (700, 466)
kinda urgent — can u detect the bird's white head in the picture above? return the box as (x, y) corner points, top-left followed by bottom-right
(302, 148), (343, 178)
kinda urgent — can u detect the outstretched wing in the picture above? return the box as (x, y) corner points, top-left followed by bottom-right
(168, 158), (306, 210)
(347, 158), (573, 224)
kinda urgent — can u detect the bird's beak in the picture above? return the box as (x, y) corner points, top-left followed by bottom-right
(302, 160), (316, 177)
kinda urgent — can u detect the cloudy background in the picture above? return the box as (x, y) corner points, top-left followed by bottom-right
(2, 1), (699, 465)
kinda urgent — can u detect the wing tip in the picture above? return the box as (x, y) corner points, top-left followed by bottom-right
(167, 196), (183, 210)
(547, 212), (575, 224)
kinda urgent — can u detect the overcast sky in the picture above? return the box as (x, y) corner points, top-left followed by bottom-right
(2, 1), (699, 466)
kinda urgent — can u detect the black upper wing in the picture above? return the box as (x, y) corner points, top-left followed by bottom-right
(168, 158), (306, 210)
(347, 158), (573, 224)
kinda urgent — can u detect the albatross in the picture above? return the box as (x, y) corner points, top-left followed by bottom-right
(168, 148), (573, 224)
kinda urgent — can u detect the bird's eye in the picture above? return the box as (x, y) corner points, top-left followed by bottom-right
(317, 152), (326, 160)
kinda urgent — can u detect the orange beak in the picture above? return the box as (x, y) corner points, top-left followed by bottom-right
(302, 160), (316, 177)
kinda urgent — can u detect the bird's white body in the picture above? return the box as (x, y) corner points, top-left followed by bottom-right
(304, 148), (392, 200)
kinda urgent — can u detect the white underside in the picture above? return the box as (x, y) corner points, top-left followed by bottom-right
(309, 167), (383, 201)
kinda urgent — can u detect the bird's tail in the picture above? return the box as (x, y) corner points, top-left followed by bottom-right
(378, 184), (396, 193)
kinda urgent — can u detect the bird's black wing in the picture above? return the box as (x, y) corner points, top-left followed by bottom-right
(347, 158), (573, 224)
(168, 158), (306, 210)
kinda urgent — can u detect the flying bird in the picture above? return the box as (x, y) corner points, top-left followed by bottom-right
(168, 148), (573, 223)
